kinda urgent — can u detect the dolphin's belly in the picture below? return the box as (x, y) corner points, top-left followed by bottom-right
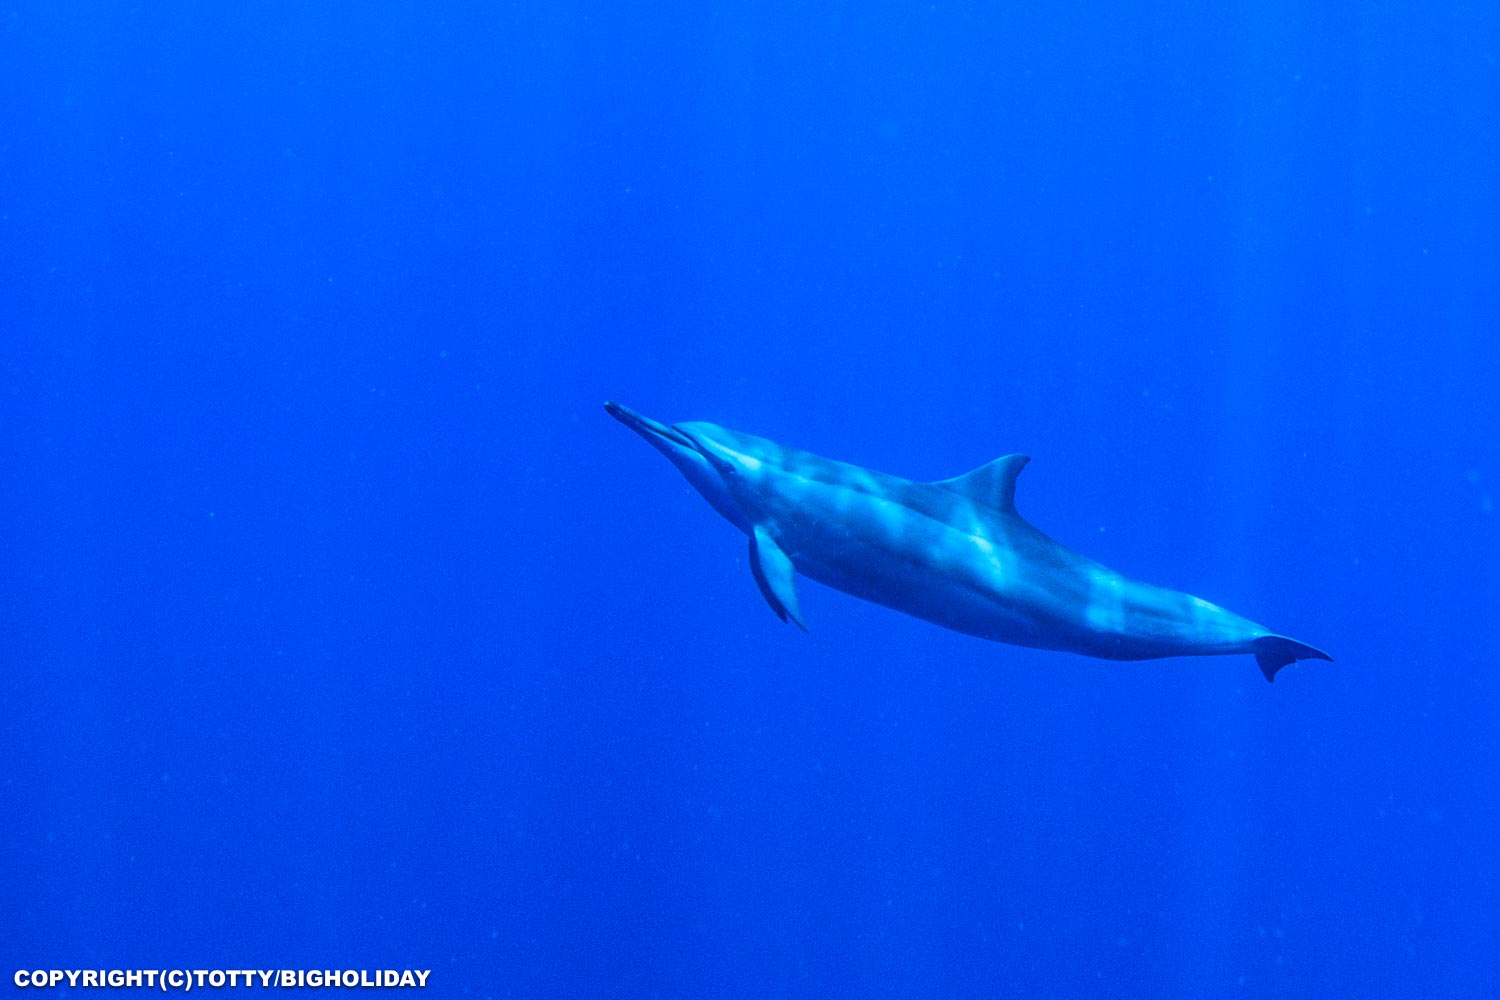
(793, 551), (1056, 648)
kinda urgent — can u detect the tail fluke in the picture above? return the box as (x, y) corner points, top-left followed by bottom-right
(1252, 635), (1333, 683)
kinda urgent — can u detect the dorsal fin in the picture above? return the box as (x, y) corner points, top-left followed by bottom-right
(935, 454), (1030, 514)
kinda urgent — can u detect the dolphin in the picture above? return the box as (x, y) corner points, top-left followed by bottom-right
(605, 402), (1331, 682)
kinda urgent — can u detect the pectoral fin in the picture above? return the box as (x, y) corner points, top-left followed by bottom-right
(749, 526), (807, 631)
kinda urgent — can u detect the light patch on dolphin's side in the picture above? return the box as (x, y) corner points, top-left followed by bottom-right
(951, 504), (998, 560)
(1085, 569), (1126, 634)
(1185, 594), (1230, 643)
(873, 497), (908, 543)
(845, 469), (881, 497)
(959, 507), (987, 539)
(969, 533), (1008, 581)
(824, 477), (858, 512)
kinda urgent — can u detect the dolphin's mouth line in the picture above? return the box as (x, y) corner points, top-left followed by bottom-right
(665, 423), (701, 451)
(604, 401), (698, 451)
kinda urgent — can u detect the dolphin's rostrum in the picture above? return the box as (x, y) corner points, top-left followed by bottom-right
(605, 402), (1330, 682)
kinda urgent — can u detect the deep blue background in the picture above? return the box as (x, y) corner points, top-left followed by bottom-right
(4, 0), (1498, 996)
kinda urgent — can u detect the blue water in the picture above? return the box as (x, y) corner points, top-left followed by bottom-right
(4, 1), (1498, 996)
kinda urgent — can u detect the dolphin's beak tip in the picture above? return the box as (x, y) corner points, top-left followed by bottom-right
(604, 400), (643, 431)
